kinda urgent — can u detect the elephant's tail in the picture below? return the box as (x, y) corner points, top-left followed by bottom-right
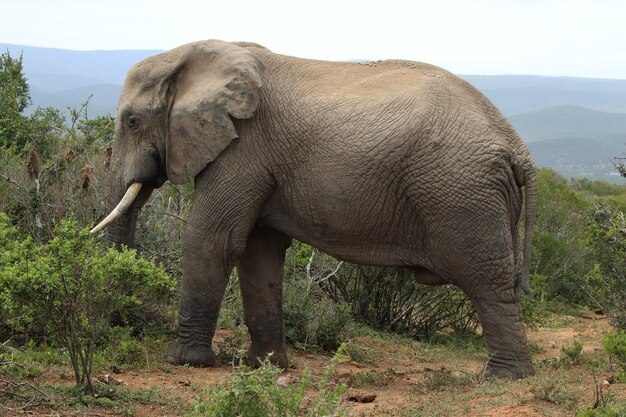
(519, 162), (537, 295)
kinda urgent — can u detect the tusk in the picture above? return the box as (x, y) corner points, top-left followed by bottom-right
(90, 182), (143, 234)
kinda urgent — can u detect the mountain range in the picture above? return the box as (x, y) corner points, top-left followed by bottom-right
(2, 42), (625, 182)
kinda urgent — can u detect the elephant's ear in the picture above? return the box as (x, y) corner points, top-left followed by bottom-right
(164, 40), (264, 184)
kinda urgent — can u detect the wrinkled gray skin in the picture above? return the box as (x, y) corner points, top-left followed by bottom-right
(105, 40), (536, 379)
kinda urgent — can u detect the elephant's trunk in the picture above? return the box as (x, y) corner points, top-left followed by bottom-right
(106, 203), (142, 249)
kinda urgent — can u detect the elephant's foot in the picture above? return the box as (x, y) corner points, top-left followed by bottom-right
(247, 344), (288, 369)
(482, 355), (534, 380)
(470, 294), (534, 380)
(165, 341), (215, 367)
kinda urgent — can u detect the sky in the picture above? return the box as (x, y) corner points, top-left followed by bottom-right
(2, 0), (625, 79)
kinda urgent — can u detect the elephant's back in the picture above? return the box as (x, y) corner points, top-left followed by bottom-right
(254, 49), (463, 99)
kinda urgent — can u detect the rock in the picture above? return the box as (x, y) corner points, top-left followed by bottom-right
(334, 372), (353, 387)
(96, 373), (124, 386)
(347, 389), (376, 403)
(277, 375), (298, 387)
(178, 378), (191, 387)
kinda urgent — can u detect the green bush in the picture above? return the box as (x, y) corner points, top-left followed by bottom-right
(0, 215), (177, 339)
(577, 402), (626, 417)
(0, 214), (177, 390)
(604, 331), (626, 380)
(560, 339), (584, 365)
(105, 327), (149, 369)
(587, 203), (626, 329)
(188, 346), (349, 417)
(530, 169), (594, 306)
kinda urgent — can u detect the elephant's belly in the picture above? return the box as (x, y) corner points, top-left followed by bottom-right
(257, 208), (423, 268)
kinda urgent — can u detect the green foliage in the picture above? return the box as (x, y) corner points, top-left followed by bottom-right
(586, 203), (626, 329)
(0, 216), (176, 338)
(604, 331), (626, 380)
(283, 270), (353, 351)
(188, 345), (349, 417)
(530, 169), (593, 306)
(560, 339), (584, 365)
(526, 169), (626, 327)
(577, 398), (626, 417)
(0, 50), (31, 151)
(105, 327), (149, 369)
(77, 114), (114, 145)
(0, 215), (177, 390)
(573, 177), (626, 199)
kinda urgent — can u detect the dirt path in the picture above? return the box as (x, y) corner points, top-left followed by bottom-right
(12, 313), (624, 416)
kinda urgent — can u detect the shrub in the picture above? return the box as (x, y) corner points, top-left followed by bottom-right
(0, 215), (177, 391)
(283, 272), (353, 351)
(577, 406), (626, 417)
(188, 345), (349, 417)
(106, 327), (149, 369)
(604, 331), (626, 381)
(530, 169), (594, 306)
(587, 203), (626, 329)
(317, 263), (478, 339)
(560, 339), (584, 365)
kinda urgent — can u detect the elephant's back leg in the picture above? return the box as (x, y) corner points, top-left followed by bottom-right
(426, 209), (533, 378)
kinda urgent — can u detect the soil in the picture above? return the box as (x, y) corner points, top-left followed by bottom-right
(4, 313), (625, 416)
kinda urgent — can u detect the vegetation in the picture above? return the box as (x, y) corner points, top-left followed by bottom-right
(0, 50), (30, 150)
(1, 50), (626, 415)
(604, 331), (626, 381)
(0, 216), (176, 391)
(189, 346), (349, 417)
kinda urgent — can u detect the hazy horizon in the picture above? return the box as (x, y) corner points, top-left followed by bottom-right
(2, 0), (625, 80)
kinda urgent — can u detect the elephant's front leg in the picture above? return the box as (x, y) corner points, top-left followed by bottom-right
(237, 226), (291, 368)
(166, 225), (240, 366)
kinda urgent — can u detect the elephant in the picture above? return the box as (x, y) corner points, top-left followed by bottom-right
(92, 39), (537, 379)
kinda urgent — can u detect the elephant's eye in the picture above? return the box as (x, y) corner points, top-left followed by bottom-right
(127, 115), (139, 130)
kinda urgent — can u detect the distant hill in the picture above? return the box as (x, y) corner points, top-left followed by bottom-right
(528, 134), (626, 181)
(0, 43), (161, 86)
(1, 43), (161, 116)
(505, 106), (626, 181)
(508, 106), (626, 142)
(461, 75), (626, 115)
(2, 43), (626, 181)
(30, 84), (122, 118)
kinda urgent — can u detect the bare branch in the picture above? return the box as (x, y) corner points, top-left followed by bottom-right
(0, 174), (26, 192)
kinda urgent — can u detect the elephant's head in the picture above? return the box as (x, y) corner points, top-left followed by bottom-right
(91, 40), (265, 247)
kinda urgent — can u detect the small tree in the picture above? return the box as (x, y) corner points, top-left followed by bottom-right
(613, 155), (626, 179)
(0, 50), (31, 151)
(0, 215), (177, 392)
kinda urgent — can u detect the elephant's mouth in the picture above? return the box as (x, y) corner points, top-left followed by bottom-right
(149, 173), (167, 189)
